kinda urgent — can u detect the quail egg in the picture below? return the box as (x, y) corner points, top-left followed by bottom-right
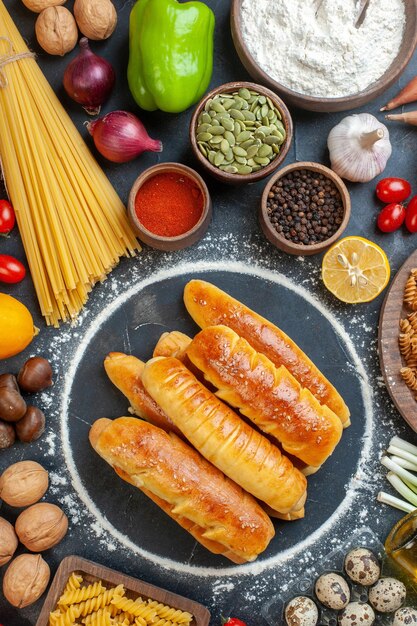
(315, 572), (350, 610)
(338, 602), (375, 626)
(285, 596), (319, 626)
(344, 548), (380, 586)
(368, 577), (406, 613)
(393, 607), (417, 626)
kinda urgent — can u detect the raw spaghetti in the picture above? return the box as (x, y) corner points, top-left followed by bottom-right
(0, 4), (140, 326)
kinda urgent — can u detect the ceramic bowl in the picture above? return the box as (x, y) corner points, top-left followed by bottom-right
(189, 81), (293, 185)
(128, 163), (212, 251)
(259, 162), (351, 256)
(230, 0), (417, 113)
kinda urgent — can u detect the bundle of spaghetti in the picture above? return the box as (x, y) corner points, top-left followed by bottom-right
(0, 2), (140, 326)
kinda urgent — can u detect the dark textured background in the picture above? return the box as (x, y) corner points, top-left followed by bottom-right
(1, 0), (417, 623)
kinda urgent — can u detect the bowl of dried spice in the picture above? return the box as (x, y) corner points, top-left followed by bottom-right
(127, 163), (212, 251)
(190, 81), (292, 184)
(259, 162), (351, 255)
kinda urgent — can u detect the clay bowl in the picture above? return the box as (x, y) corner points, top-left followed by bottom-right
(259, 162), (351, 256)
(128, 163), (212, 251)
(231, 0), (417, 112)
(189, 81), (292, 185)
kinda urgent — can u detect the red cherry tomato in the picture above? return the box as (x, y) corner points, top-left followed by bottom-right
(223, 619), (247, 626)
(406, 196), (417, 233)
(377, 203), (406, 233)
(376, 178), (411, 204)
(0, 254), (26, 284)
(0, 199), (15, 234)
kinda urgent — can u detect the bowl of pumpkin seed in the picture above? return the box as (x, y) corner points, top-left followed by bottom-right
(189, 81), (293, 184)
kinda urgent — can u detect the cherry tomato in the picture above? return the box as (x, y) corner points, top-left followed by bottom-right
(0, 255), (26, 284)
(377, 203), (406, 233)
(406, 196), (417, 233)
(376, 178), (411, 204)
(223, 619), (247, 626)
(0, 199), (15, 234)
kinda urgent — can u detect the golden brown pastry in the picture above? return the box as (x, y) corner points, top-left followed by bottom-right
(183, 279), (350, 427)
(153, 331), (192, 360)
(186, 325), (343, 469)
(103, 352), (182, 437)
(142, 357), (307, 516)
(89, 417), (275, 564)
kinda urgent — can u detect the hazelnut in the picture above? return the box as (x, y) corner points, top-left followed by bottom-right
(0, 373), (19, 391)
(35, 6), (78, 55)
(74, 0), (116, 40)
(17, 357), (53, 393)
(16, 502), (68, 551)
(16, 406), (46, 443)
(3, 553), (50, 608)
(0, 460), (48, 507)
(0, 517), (18, 566)
(0, 420), (15, 449)
(21, 0), (66, 13)
(0, 387), (27, 422)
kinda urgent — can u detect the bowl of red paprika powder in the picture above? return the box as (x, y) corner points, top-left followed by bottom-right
(128, 163), (212, 251)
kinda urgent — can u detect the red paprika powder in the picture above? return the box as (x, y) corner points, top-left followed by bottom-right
(135, 172), (204, 237)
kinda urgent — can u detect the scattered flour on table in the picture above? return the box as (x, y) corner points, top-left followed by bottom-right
(239, 0), (405, 97)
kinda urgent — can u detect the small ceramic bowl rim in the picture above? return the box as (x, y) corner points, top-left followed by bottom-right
(128, 162), (211, 243)
(260, 162), (351, 254)
(189, 81), (293, 184)
(230, 0), (417, 111)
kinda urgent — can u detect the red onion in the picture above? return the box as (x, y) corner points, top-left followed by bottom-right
(63, 38), (115, 115)
(86, 110), (163, 163)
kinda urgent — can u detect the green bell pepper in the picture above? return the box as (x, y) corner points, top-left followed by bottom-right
(128, 0), (215, 114)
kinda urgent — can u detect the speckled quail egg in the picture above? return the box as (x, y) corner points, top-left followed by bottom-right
(284, 596), (319, 626)
(338, 602), (375, 626)
(368, 578), (406, 613)
(344, 548), (380, 586)
(315, 572), (350, 610)
(392, 607), (417, 626)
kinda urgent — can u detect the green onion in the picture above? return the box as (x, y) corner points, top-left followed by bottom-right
(390, 455), (417, 472)
(379, 436), (417, 512)
(381, 456), (417, 487)
(390, 436), (417, 458)
(386, 471), (417, 506)
(377, 491), (415, 513)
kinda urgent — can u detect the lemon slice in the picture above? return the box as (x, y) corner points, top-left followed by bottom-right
(322, 236), (390, 303)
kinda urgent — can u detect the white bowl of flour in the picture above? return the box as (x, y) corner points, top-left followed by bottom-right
(231, 0), (417, 112)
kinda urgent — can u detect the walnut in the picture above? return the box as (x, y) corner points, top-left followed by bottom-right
(15, 503), (68, 552)
(3, 554), (50, 608)
(35, 6), (78, 55)
(0, 517), (18, 566)
(74, 0), (116, 41)
(21, 0), (66, 14)
(0, 460), (48, 507)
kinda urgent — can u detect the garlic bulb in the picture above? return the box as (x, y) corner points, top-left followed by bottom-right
(328, 113), (392, 183)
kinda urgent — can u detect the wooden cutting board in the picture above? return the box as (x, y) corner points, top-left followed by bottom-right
(379, 249), (417, 432)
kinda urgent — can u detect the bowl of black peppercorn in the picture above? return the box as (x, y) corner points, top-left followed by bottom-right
(259, 161), (351, 256)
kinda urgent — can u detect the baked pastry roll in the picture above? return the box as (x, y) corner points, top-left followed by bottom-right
(142, 357), (307, 516)
(183, 279), (350, 427)
(104, 352), (182, 437)
(89, 417), (275, 564)
(186, 325), (343, 469)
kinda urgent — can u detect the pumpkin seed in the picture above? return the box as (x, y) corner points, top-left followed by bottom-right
(208, 151), (216, 164)
(254, 156), (270, 165)
(210, 125), (225, 135)
(274, 107), (282, 121)
(236, 130), (252, 142)
(225, 148), (234, 161)
(209, 110), (216, 118)
(264, 135), (280, 145)
(198, 143), (207, 157)
(204, 98), (213, 111)
(220, 117), (234, 131)
(232, 98), (243, 110)
(233, 146), (247, 157)
(221, 165), (238, 174)
(230, 109), (245, 120)
(258, 95), (266, 105)
(236, 164), (253, 174)
(223, 99), (235, 110)
(220, 138), (230, 154)
(275, 120), (285, 133)
(224, 130), (235, 146)
(198, 123), (211, 133)
(210, 136), (223, 144)
(197, 132), (212, 142)
(214, 151), (225, 166)
(251, 164), (262, 172)
(246, 145), (259, 158)
(211, 100), (226, 113)
(272, 144), (280, 154)
(267, 109), (275, 121)
(235, 156), (247, 165)
(211, 118), (220, 126)
(256, 108), (263, 121)
(242, 110), (256, 121)
(220, 93), (234, 99)
(266, 97), (274, 109)
(240, 139), (255, 150)
(200, 112), (211, 125)
(258, 125), (271, 135)
(247, 158), (256, 167)
(239, 87), (251, 100)
(254, 130), (265, 141)
(262, 115), (269, 126)
(260, 104), (269, 118)
(258, 144), (273, 157)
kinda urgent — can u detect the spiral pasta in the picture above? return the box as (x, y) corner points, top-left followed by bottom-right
(404, 274), (417, 306)
(49, 572), (194, 626)
(398, 269), (417, 398)
(401, 367), (417, 391)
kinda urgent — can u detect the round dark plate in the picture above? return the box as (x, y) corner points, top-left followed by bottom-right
(379, 249), (417, 432)
(63, 267), (369, 574)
